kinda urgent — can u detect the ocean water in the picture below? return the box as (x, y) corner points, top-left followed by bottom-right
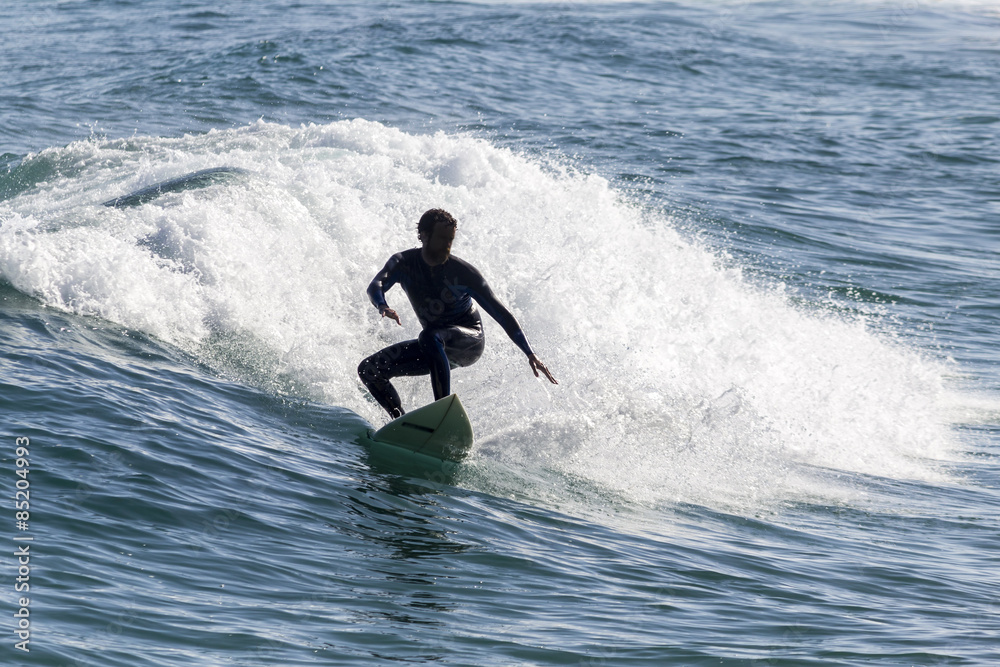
(1, 1), (999, 665)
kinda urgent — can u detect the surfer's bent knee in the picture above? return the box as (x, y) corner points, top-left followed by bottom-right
(357, 355), (379, 383)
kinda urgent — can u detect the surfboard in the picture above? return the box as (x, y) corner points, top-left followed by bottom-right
(369, 394), (474, 463)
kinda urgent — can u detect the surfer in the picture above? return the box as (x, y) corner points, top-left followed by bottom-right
(358, 209), (557, 418)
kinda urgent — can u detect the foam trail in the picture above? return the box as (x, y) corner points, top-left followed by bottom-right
(0, 120), (960, 509)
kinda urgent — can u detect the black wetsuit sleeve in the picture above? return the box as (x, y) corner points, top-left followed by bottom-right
(464, 264), (535, 357)
(367, 254), (402, 311)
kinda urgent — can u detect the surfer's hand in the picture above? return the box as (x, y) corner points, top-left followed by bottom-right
(380, 307), (401, 325)
(529, 354), (558, 384)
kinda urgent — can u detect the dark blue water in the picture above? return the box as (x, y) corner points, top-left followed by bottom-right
(2, 1), (999, 665)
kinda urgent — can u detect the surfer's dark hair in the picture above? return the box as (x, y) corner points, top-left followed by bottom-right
(418, 209), (457, 238)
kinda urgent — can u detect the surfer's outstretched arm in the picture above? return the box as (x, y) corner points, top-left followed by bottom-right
(464, 265), (558, 385)
(367, 254), (403, 325)
(528, 354), (558, 384)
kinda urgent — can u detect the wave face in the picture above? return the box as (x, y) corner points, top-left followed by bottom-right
(0, 120), (957, 510)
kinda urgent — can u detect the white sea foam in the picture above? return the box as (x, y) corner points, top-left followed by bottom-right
(0, 119), (961, 509)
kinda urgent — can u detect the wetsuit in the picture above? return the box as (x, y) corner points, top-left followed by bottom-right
(358, 248), (534, 418)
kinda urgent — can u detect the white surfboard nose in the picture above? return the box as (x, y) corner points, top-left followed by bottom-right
(371, 394), (474, 462)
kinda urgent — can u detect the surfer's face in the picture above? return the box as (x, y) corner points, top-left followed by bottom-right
(422, 220), (456, 257)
